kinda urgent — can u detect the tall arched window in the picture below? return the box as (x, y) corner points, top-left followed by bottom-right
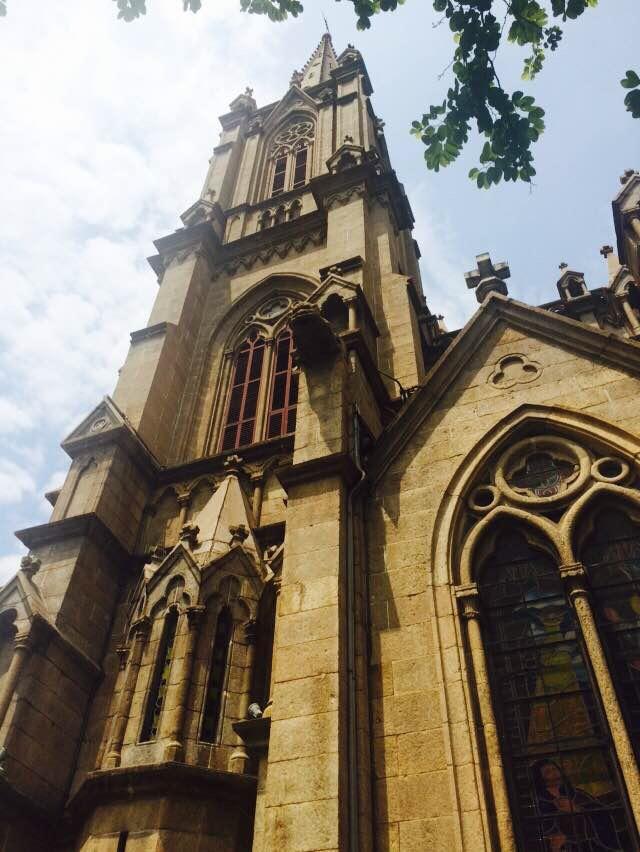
(479, 528), (633, 850)
(582, 506), (640, 762)
(201, 606), (233, 743)
(268, 120), (314, 198)
(220, 330), (266, 452)
(140, 608), (178, 742)
(266, 328), (298, 439)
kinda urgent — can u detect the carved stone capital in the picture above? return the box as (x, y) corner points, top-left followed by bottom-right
(116, 646), (129, 670)
(243, 618), (259, 645)
(229, 523), (250, 547)
(186, 605), (206, 629)
(131, 615), (152, 638)
(559, 562), (589, 598)
(455, 583), (482, 620)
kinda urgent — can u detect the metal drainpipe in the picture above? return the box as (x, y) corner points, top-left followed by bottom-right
(347, 399), (366, 852)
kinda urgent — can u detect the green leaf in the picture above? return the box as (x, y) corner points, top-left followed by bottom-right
(621, 70), (640, 89)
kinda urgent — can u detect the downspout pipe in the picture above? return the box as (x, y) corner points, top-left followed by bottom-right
(346, 401), (367, 852)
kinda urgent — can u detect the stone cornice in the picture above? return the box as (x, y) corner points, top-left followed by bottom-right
(66, 762), (257, 818)
(276, 452), (361, 492)
(147, 220), (222, 274)
(15, 513), (133, 569)
(368, 292), (640, 485)
(159, 434), (294, 485)
(130, 320), (174, 344)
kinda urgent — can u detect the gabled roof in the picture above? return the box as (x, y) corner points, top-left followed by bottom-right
(368, 292), (640, 484)
(263, 86), (318, 134)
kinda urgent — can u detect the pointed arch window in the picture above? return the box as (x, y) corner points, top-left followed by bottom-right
(220, 330), (266, 452)
(266, 327), (298, 439)
(582, 507), (640, 761)
(268, 120), (314, 199)
(479, 528), (634, 851)
(201, 606), (233, 743)
(140, 609), (178, 742)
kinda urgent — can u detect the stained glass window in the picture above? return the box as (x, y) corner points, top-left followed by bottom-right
(480, 529), (633, 851)
(220, 330), (266, 452)
(266, 328), (298, 439)
(140, 609), (178, 742)
(582, 507), (640, 763)
(508, 453), (577, 498)
(201, 606), (233, 743)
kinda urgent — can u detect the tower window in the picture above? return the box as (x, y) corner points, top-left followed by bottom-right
(201, 606), (233, 743)
(271, 156), (287, 197)
(220, 330), (266, 452)
(140, 609), (178, 742)
(292, 147), (308, 189)
(266, 328), (298, 439)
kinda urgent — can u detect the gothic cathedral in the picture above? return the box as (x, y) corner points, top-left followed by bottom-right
(2, 33), (640, 852)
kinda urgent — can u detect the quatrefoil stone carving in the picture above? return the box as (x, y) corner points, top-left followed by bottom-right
(489, 353), (542, 389)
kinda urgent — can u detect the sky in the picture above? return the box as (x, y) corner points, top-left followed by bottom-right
(0, 0), (637, 581)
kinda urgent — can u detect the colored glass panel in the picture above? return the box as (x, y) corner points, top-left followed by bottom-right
(480, 529), (633, 851)
(583, 508), (640, 761)
(201, 607), (233, 743)
(140, 611), (178, 741)
(220, 331), (265, 451)
(266, 329), (298, 439)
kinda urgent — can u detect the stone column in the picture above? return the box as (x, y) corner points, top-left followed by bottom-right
(104, 616), (151, 768)
(561, 563), (640, 826)
(164, 605), (205, 761)
(229, 618), (259, 773)
(0, 632), (35, 732)
(251, 474), (264, 527)
(177, 493), (191, 527)
(347, 299), (357, 332)
(458, 588), (516, 851)
(261, 575), (281, 720)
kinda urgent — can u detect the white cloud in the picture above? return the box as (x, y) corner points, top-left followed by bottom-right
(0, 552), (26, 586)
(411, 182), (478, 330)
(0, 0), (291, 559)
(0, 460), (36, 505)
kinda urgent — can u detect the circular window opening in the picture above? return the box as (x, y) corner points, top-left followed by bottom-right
(599, 459), (623, 479)
(468, 486), (499, 513)
(592, 457), (629, 483)
(474, 488), (494, 507)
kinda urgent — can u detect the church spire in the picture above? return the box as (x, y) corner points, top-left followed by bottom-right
(299, 31), (337, 88)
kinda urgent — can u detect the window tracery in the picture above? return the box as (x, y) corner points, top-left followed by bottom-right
(218, 296), (302, 451)
(268, 119), (314, 198)
(456, 427), (640, 848)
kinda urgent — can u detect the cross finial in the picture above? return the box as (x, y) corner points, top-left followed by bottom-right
(465, 252), (510, 303)
(620, 169), (636, 186)
(559, 261), (568, 270)
(600, 245), (613, 258)
(244, 86), (254, 97)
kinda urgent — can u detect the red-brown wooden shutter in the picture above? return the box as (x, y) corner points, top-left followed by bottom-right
(266, 328), (298, 439)
(220, 331), (266, 451)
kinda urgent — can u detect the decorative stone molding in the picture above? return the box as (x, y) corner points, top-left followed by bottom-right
(213, 227), (325, 278)
(488, 354), (542, 389)
(19, 554), (40, 581)
(325, 183), (367, 210)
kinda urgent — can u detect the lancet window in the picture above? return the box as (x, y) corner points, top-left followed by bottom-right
(200, 606), (233, 743)
(266, 328), (298, 440)
(140, 608), (178, 742)
(455, 432), (640, 849)
(268, 119), (314, 198)
(219, 322), (298, 452)
(220, 330), (266, 452)
(478, 528), (634, 850)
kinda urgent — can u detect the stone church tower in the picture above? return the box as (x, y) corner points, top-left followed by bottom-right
(2, 32), (640, 852)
